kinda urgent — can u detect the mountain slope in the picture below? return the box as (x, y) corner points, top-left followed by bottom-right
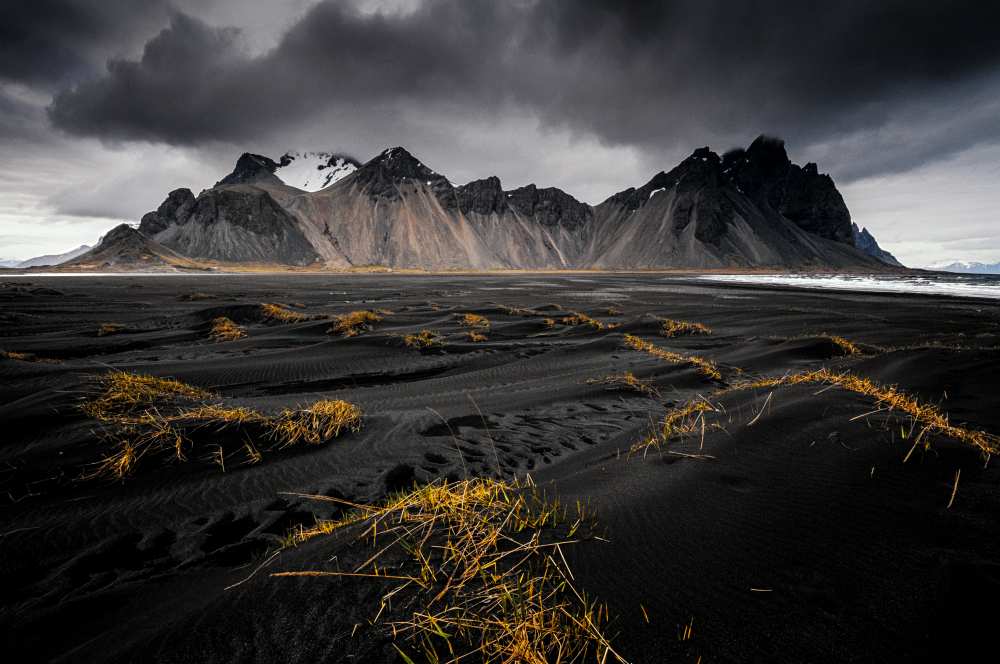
(582, 146), (880, 269)
(134, 137), (895, 271)
(286, 148), (499, 269)
(852, 223), (903, 267)
(138, 157), (320, 266)
(59, 225), (202, 271)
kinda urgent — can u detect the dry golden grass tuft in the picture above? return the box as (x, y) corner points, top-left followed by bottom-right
(80, 370), (362, 479)
(498, 304), (540, 317)
(659, 318), (711, 337)
(587, 371), (660, 398)
(275, 478), (624, 664)
(329, 309), (384, 337)
(97, 322), (126, 337)
(261, 303), (309, 323)
(624, 334), (722, 380)
(1, 349), (60, 363)
(631, 399), (717, 456)
(208, 316), (247, 342)
(467, 331), (488, 342)
(738, 369), (1000, 457)
(403, 329), (440, 348)
(458, 312), (490, 329)
(824, 334), (862, 355)
(543, 317), (557, 328)
(561, 312), (605, 330)
(269, 400), (363, 446)
(180, 404), (263, 426)
(81, 370), (213, 424)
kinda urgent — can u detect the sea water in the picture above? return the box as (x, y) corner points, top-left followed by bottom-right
(698, 273), (1000, 300)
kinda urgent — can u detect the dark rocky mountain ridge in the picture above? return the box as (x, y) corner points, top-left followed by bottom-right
(852, 223), (902, 267)
(134, 137), (902, 270)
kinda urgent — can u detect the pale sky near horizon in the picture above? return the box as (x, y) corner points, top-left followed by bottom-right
(2, 0), (999, 267)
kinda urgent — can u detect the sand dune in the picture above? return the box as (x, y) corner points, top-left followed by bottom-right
(1, 274), (997, 662)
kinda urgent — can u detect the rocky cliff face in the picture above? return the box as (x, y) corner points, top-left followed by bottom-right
(722, 136), (854, 244)
(139, 188), (196, 236)
(135, 136), (894, 270)
(852, 223), (903, 266)
(581, 144), (875, 269)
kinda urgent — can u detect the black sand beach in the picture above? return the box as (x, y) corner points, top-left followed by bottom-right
(1, 274), (998, 663)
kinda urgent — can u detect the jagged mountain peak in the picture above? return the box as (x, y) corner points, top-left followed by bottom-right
(504, 184), (592, 228)
(350, 146), (452, 200)
(216, 153), (283, 187)
(364, 146), (443, 178)
(719, 135), (853, 244)
(98, 223), (145, 248)
(852, 222), (903, 267)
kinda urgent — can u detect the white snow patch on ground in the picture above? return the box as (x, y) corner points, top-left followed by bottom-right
(648, 187), (666, 200)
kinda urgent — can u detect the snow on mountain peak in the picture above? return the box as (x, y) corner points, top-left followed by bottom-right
(276, 151), (360, 191)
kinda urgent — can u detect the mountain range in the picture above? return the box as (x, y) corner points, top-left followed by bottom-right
(16, 135), (906, 272)
(931, 261), (1000, 275)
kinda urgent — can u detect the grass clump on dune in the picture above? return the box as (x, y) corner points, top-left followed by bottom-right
(1, 349), (59, 364)
(587, 371), (660, 397)
(1, 349), (35, 362)
(97, 322), (126, 337)
(81, 370), (362, 479)
(561, 312), (605, 330)
(659, 318), (711, 337)
(458, 312), (490, 329)
(624, 334), (722, 381)
(739, 369), (1000, 457)
(261, 303), (309, 323)
(209, 316), (247, 342)
(823, 334), (862, 356)
(81, 370), (213, 424)
(275, 478), (624, 664)
(466, 331), (488, 342)
(269, 400), (363, 446)
(631, 399), (717, 456)
(498, 304), (540, 317)
(403, 329), (440, 348)
(330, 309), (384, 337)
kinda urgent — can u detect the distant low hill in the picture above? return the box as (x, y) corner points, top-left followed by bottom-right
(15, 244), (92, 268)
(932, 261), (1000, 275)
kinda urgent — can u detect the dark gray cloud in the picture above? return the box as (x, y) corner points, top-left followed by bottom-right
(41, 0), (1000, 182)
(0, 0), (177, 87)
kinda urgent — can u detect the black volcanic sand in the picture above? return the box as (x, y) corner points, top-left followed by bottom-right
(1, 274), (998, 663)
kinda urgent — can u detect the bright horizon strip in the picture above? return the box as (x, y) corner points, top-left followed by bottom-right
(698, 274), (1000, 299)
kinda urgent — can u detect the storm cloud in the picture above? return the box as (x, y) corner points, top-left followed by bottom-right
(3, 0), (1000, 264)
(43, 0), (1000, 180)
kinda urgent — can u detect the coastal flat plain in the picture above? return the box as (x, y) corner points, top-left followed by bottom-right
(1, 273), (999, 663)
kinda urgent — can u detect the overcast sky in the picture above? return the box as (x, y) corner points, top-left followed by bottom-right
(2, 0), (999, 266)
